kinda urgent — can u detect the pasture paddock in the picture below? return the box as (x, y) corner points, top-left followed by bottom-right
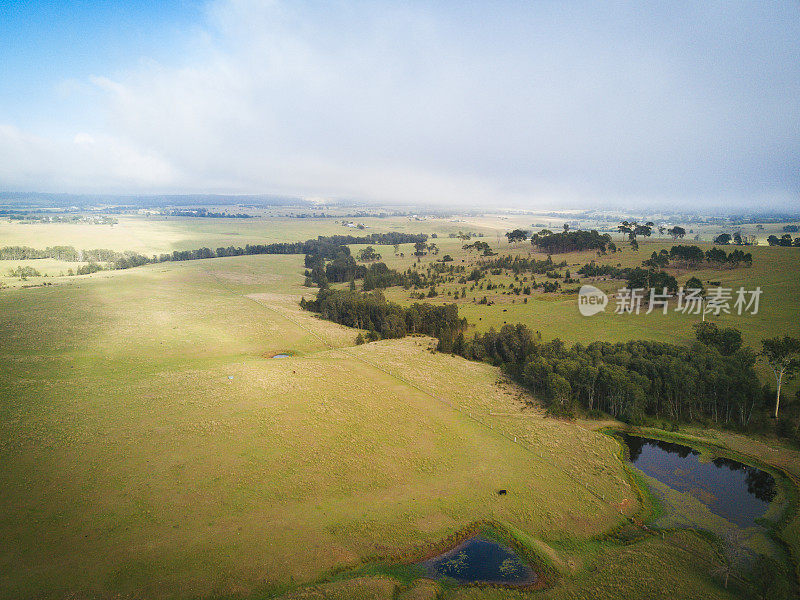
(1, 214), (797, 598)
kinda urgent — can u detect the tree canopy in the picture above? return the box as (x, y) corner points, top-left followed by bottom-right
(457, 326), (761, 425)
(531, 229), (611, 253)
(505, 229), (530, 244)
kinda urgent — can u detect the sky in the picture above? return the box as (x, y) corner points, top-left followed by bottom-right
(1, 0), (798, 210)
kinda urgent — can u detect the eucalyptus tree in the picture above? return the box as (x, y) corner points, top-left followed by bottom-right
(760, 336), (800, 418)
(667, 226), (686, 240)
(505, 229), (529, 245)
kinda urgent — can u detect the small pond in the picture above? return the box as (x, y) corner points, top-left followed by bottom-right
(272, 353), (292, 358)
(621, 434), (776, 528)
(418, 535), (537, 585)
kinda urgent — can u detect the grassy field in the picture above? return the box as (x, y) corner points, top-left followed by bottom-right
(374, 235), (799, 393)
(0, 255), (638, 598)
(1, 214), (798, 598)
(375, 237), (799, 346)
(0, 213), (475, 281)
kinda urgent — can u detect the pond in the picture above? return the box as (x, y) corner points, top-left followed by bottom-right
(620, 434), (776, 528)
(271, 353), (292, 358)
(418, 535), (537, 585)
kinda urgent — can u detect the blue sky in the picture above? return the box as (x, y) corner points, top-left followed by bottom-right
(1, 1), (201, 134)
(1, 1), (798, 210)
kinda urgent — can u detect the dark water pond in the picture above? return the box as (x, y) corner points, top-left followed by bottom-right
(419, 535), (537, 585)
(621, 434), (776, 527)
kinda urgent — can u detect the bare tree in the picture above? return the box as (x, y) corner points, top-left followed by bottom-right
(712, 529), (748, 589)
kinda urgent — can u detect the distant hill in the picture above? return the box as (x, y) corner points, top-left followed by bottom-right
(0, 192), (310, 209)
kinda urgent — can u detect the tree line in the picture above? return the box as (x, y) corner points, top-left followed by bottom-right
(300, 284), (800, 440)
(578, 244), (754, 287)
(645, 245), (753, 268)
(300, 287), (771, 429)
(160, 208), (254, 218)
(0, 245), (82, 261)
(300, 288), (466, 350)
(767, 234), (800, 247)
(217, 232), (427, 262)
(455, 324), (762, 427)
(2, 233), (427, 275)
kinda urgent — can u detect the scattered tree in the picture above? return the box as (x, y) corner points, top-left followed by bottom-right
(685, 276), (704, 294)
(667, 226), (686, 240)
(714, 233), (732, 245)
(760, 336), (800, 418)
(505, 229), (530, 245)
(356, 246), (381, 262)
(693, 322), (742, 356)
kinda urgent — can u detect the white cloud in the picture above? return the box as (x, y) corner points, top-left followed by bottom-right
(0, 124), (175, 191)
(1, 0), (798, 209)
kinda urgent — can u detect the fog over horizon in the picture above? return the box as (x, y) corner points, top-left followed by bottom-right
(1, 1), (798, 211)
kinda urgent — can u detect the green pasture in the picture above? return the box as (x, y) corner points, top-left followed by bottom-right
(0, 255), (639, 599)
(1, 213), (798, 598)
(377, 239), (799, 351)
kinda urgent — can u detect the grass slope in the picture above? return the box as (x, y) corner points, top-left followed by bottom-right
(1, 255), (637, 599)
(2, 216), (797, 599)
